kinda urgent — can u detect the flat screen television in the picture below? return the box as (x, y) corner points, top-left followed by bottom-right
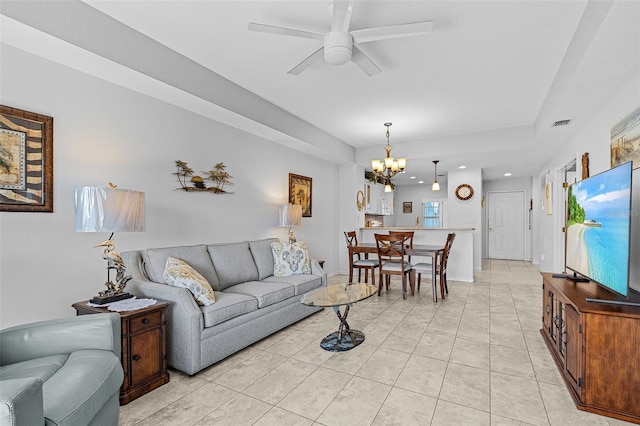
(565, 161), (635, 303)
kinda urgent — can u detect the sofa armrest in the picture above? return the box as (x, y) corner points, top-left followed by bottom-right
(123, 251), (203, 326)
(311, 259), (327, 287)
(123, 250), (205, 374)
(0, 314), (121, 366)
(0, 378), (44, 426)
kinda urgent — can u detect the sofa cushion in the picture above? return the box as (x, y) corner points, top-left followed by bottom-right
(271, 241), (312, 276)
(0, 354), (68, 383)
(163, 257), (216, 306)
(249, 238), (279, 280)
(223, 281), (295, 308)
(200, 292), (258, 328)
(42, 349), (123, 426)
(142, 244), (219, 287)
(262, 274), (323, 296)
(207, 242), (259, 290)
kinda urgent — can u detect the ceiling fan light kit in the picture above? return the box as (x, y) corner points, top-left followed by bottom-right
(248, 0), (433, 76)
(324, 31), (352, 65)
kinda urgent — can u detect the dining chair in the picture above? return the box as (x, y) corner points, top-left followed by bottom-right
(413, 232), (456, 300)
(389, 230), (414, 262)
(374, 233), (414, 299)
(344, 231), (379, 285)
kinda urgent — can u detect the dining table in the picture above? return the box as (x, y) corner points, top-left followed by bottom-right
(350, 242), (446, 302)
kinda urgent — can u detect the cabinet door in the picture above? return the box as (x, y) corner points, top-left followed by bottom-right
(542, 287), (553, 336)
(564, 303), (581, 393)
(550, 291), (559, 345)
(367, 183), (380, 213)
(559, 302), (567, 360)
(130, 328), (162, 384)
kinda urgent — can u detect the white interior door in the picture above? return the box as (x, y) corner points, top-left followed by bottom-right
(488, 191), (525, 260)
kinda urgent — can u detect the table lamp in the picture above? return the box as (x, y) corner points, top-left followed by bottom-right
(75, 185), (145, 304)
(278, 203), (302, 244)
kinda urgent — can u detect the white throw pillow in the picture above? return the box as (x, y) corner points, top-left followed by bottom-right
(163, 257), (216, 305)
(271, 241), (312, 276)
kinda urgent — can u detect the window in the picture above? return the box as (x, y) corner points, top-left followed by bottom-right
(423, 199), (446, 228)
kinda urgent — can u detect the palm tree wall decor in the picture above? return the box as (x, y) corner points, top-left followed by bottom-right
(173, 160), (234, 193)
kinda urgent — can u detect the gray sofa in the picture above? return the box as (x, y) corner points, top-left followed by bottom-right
(122, 238), (325, 375)
(0, 313), (123, 426)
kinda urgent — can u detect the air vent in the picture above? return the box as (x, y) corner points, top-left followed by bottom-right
(552, 119), (572, 127)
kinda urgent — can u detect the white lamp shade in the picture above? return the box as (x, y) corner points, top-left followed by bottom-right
(278, 204), (302, 227)
(75, 186), (145, 232)
(432, 181), (440, 191)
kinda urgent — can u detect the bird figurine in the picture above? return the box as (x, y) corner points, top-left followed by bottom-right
(94, 239), (131, 296)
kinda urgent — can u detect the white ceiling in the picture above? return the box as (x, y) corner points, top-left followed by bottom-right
(2, 1), (638, 185)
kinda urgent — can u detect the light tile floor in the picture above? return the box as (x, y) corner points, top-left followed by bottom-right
(120, 260), (636, 425)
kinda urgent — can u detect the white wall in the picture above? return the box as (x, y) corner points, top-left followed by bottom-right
(337, 163), (365, 275)
(447, 169), (483, 270)
(534, 71), (640, 274)
(394, 171), (483, 271)
(393, 184), (448, 228)
(0, 45), (340, 328)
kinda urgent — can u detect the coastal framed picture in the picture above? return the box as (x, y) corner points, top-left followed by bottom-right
(403, 201), (412, 213)
(289, 173), (312, 217)
(0, 105), (54, 212)
(611, 104), (640, 169)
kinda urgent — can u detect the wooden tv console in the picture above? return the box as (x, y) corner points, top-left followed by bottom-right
(541, 273), (640, 424)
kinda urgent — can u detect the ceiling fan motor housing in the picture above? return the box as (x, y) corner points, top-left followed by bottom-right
(324, 31), (353, 65)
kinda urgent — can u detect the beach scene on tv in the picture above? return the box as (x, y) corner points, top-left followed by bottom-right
(565, 162), (632, 296)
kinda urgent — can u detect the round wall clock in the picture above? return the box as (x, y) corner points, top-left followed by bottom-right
(455, 183), (474, 201)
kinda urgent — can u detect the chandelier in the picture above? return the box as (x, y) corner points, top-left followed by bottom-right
(370, 122), (407, 192)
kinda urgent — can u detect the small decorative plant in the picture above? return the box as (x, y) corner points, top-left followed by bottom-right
(174, 161), (234, 193)
(364, 170), (394, 189)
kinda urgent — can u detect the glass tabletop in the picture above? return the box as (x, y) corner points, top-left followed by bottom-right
(300, 283), (378, 308)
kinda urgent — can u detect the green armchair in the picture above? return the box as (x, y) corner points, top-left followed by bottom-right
(0, 313), (124, 426)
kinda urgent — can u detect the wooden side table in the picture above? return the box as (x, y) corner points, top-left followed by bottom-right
(72, 300), (170, 405)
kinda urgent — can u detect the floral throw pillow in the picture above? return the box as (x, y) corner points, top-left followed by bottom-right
(271, 241), (312, 276)
(163, 257), (216, 305)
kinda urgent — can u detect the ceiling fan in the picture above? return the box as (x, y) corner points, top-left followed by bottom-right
(248, 0), (433, 76)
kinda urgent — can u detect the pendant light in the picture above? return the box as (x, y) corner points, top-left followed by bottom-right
(432, 160), (440, 191)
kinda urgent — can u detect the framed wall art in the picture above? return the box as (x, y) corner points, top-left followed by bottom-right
(0, 105), (54, 212)
(611, 104), (640, 169)
(289, 173), (312, 217)
(403, 201), (412, 213)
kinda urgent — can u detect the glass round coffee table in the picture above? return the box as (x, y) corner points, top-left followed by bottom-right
(300, 283), (377, 352)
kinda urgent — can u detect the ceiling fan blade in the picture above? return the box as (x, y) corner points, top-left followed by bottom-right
(351, 21), (433, 44)
(351, 45), (381, 76)
(330, 0), (354, 32)
(248, 22), (324, 40)
(288, 46), (324, 75)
